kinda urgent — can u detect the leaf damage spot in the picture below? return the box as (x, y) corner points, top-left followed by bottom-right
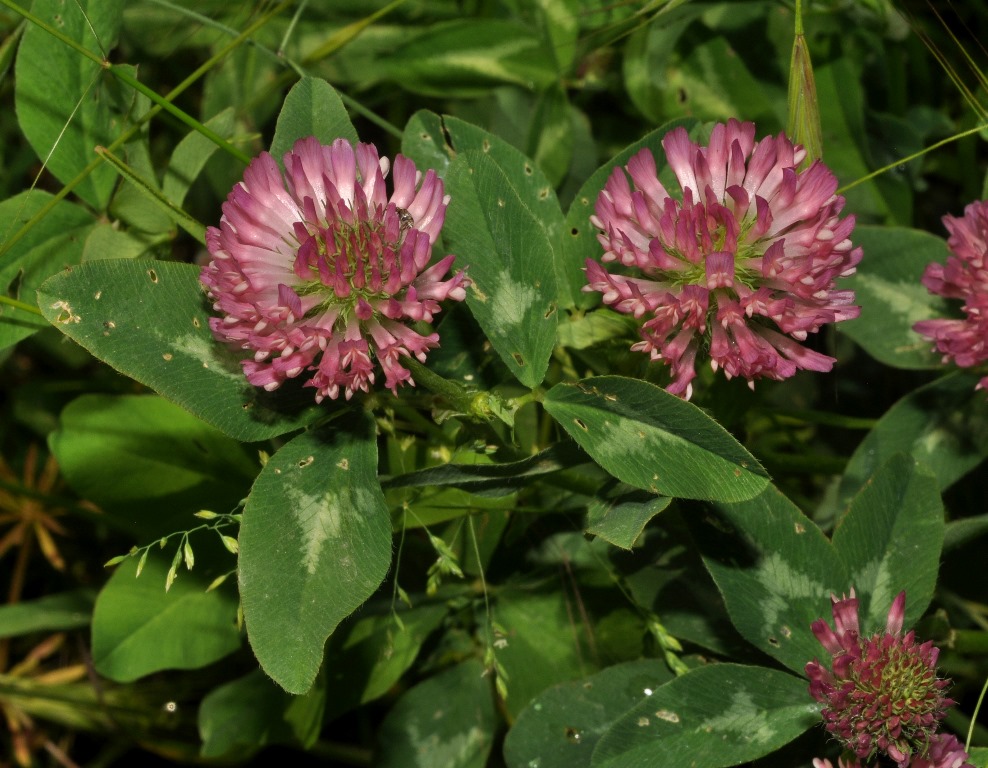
(781, 625), (792, 638)
(148, 268), (159, 283)
(574, 418), (588, 430)
(512, 352), (525, 366)
(637, 717), (650, 727)
(481, 139), (491, 152)
(162, 353), (173, 361)
(298, 456), (315, 469)
(50, 301), (80, 325)
(794, 523), (805, 534)
(93, 290), (102, 300)
(497, 198), (505, 208)
(192, 317), (201, 328)
(655, 710), (680, 723)
(539, 187), (549, 200)
(523, 163), (533, 175)
(336, 458), (349, 471)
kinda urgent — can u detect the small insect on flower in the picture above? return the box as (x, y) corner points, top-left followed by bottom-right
(200, 137), (468, 402)
(914, 199), (988, 392)
(805, 591), (971, 768)
(585, 119), (862, 400)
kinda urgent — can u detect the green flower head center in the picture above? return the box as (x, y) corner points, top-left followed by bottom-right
(292, 207), (414, 319)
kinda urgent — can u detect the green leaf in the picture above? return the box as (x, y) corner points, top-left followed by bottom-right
(833, 455), (944, 630)
(14, 0), (124, 209)
(0, 192), (93, 350)
(269, 76), (358, 163)
(92, 549), (240, 682)
(49, 394), (257, 538)
(621, 6), (713, 124)
(838, 373), (988, 503)
(564, 118), (699, 312)
(694, 486), (849, 674)
(382, 444), (584, 498)
(401, 110), (453, 178)
(239, 412), (392, 694)
(371, 20), (557, 97)
(402, 112), (574, 311)
(163, 108), (236, 206)
(198, 669), (325, 758)
(586, 487), (671, 550)
(814, 57), (907, 224)
(444, 150), (558, 387)
(504, 659), (675, 768)
(0, 590), (95, 639)
(544, 376), (769, 502)
(528, 84), (573, 186)
(81, 223), (153, 262)
(375, 659), (496, 768)
(324, 604), (447, 721)
(839, 226), (951, 369)
(494, 588), (600, 718)
(590, 664), (818, 768)
(36, 260), (324, 441)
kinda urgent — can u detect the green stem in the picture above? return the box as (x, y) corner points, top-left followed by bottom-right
(0, 295), (44, 317)
(758, 407), (878, 430)
(107, 65), (251, 164)
(0, 0), (292, 262)
(94, 146), (206, 243)
(402, 357), (492, 420)
(967, 673), (988, 751)
(838, 122), (988, 194)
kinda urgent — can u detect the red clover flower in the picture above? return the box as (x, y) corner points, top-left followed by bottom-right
(201, 137), (467, 402)
(585, 119), (862, 399)
(913, 200), (988, 391)
(806, 591), (971, 768)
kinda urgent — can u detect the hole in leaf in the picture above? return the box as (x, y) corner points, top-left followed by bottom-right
(767, 636), (780, 647)
(298, 455), (315, 468)
(511, 352), (525, 366)
(524, 163), (533, 175)
(192, 317), (201, 328)
(574, 418), (588, 430)
(148, 269), (159, 283)
(570, 227), (579, 236)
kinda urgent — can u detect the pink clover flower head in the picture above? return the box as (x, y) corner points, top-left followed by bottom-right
(200, 136), (467, 402)
(585, 119), (862, 399)
(812, 733), (973, 768)
(805, 591), (956, 767)
(813, 757), (863, 768)
(913, 200), (988, 392)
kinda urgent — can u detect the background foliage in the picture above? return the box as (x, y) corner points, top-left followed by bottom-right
(1, 1), (987, 766)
